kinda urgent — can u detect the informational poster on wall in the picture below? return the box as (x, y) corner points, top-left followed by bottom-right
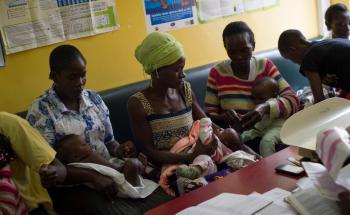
(196, 0), (278, 22)
(197, 0), (244, 22)
(0, 0), (119, 54)
(143, 0), (198, 33)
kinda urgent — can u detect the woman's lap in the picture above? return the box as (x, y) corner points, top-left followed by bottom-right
(48, 185), (173, 215)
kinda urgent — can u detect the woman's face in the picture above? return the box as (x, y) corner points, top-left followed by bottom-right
(330, 11), (350, 39)
(53, 56), (87, 100)
(157, 57), (186, 88)
(224, 32), (254, 69)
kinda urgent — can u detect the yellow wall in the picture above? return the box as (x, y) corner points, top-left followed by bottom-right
(0, 0), (319, 113)
(331, 0), (350, 6)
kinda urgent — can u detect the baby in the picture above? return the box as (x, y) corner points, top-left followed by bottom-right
(241, 77), (285, 157)
(55, 134), (158, 198)
(0, 134), (27, 214)
(176, 118), (256, 179)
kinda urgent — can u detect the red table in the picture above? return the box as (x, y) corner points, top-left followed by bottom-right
(146, 146), (302, 215)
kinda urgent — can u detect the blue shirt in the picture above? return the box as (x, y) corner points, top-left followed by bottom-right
(27, 88), (114, 159)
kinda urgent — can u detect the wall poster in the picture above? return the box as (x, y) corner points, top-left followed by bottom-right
(0, 0), (119, 54)
(143, 0), (198, 33)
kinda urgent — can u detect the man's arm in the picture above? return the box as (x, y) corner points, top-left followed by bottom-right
(304, 70), (326, 103)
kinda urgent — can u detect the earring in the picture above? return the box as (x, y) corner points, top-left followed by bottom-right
(155, 69), (159, 79)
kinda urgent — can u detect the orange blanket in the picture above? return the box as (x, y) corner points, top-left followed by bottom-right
(159, 120), (200, 196)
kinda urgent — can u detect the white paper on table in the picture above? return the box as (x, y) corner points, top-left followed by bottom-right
(302, 162), (347, 200)
(177, 193), (272, 215)
(177, 206), (230, 215)
(295, 177), (314, 190)
(249, 188), (297, 214)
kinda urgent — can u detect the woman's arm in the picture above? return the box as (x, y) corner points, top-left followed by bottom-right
(241, 60), (300, 129)
(191, 90), (207, 120)
(39, 157), (118, 198)
(204, 68), (243, 129)
(127, 96), (196, 165)
(265, 60), (300, 118)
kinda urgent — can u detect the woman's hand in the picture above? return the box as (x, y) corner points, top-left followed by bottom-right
(91, 173), (118, 200)
(116, 141), (137, 158)
(39, 159), (67, 187)
(192, 135), (218, 158)
(241, 103), (269, 130)
(224, 110), (243, 132)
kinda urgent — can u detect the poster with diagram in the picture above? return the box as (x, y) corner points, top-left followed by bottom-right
(0, 0), (119, 54)
(143, 0), (198, 33)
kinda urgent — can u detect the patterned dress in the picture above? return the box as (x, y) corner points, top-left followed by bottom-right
(132, 81), (193, 151)
(27, 88), (114, 159)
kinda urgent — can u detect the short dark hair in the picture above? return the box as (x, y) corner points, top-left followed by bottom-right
(222, 21), (255, 48)
(254, 77), (279, 92)
(0, 133), (15, 166)
(49, 45), (86, 79)
(278, 29), (305, 52)
(325, 3), (349, 25)
(54, 134), (78, 164)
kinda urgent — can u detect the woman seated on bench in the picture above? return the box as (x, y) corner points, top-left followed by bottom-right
(26, 45), (172, 215)
(204, 21), (300, 155)
(128, 31), (258, 196)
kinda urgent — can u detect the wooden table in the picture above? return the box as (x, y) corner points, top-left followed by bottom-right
(145, 146), (302, 215)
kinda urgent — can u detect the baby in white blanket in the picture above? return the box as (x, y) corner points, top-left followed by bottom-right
(55, 134), (158, 198)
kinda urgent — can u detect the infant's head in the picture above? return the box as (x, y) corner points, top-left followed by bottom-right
(0, 133), (15, 169)
(252, 77), (279, 104)
(55, 134), (92, 164)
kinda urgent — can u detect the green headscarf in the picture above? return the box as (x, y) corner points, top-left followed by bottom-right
(135, 31), (184, 75)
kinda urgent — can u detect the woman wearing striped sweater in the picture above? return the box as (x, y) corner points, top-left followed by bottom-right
(205, 21), (300, 155)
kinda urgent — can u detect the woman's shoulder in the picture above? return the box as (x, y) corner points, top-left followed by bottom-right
(130, 91), (146, 102)
(28, 88), (57, 112)
(128, 91), (152, 115)
(213, 59), (231, 69)
(252, 56), (277, 74)
(83, 89), (105, 106)
(211, 59), (232, 75)
(252, 56), (272, 65)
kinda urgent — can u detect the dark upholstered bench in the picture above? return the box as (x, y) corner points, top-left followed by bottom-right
(18, 49), (308, 144)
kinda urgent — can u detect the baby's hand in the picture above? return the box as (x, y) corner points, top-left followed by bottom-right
(116, 141), (137, 158)
(138, 152), (148, 167)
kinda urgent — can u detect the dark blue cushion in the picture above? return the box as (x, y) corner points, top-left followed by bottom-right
(17, 49), (308, 144)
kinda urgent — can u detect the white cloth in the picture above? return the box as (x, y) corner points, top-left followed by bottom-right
(316, 127), (350, 179)
(315, 127), (350, 191)
(68, 162), (159, 198)
(219, 150), (256, 169)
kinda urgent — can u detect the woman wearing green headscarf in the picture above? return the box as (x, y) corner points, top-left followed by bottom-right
(129, 31), (218, 165)
(128, 32), (248, 190)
